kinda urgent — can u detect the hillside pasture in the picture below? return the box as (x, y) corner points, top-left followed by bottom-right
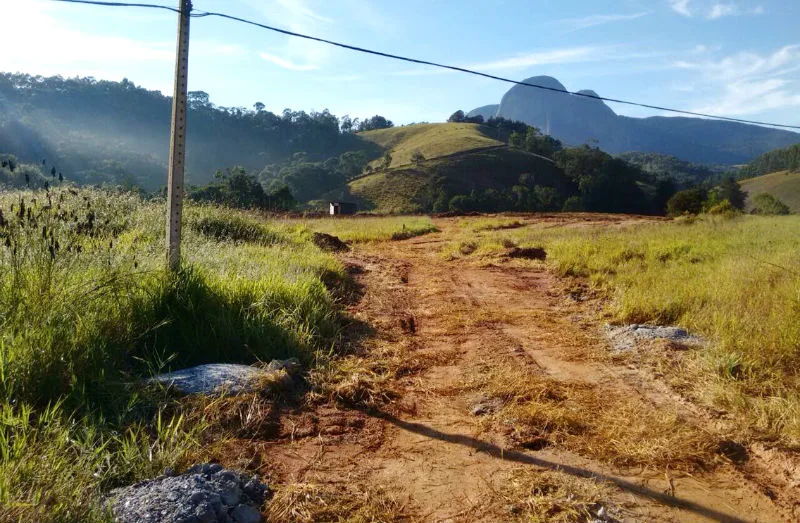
(358, 122), (503, 169)
(740, 170), (800, 212)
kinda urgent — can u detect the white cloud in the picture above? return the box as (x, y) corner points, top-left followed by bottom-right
(692, 78), (800, 115)
(468, 47), (601, 71)
(274, 0), (333, 24)
(674, 45), (800, 116)
(556, 12), (649, 30)
(674, 45), (800, 80)
(669, 0), (693, 17)
(259, 52), (318, 71)
(240, 0), (334, 70)
(708, 3), (738, 19)
(669, 1), (765, 20)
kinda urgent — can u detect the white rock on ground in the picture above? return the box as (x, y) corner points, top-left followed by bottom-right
(109, 463), (268, 523)
(151, 358), (301, 396)
(605, 324), (704, 352)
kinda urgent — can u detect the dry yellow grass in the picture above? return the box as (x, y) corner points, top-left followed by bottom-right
(740, 170), (800, 212)
(445, 214), (800, 447)
(267, 481), (409, 523)
(502, 469), (616, 523)
(466, 357), (717, 471)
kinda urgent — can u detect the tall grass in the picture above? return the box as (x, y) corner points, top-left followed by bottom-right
(449, 215), (800, 445)
(0, 188), (347, 521)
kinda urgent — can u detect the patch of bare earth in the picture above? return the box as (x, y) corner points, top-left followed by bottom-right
(208, 215), (797, 522)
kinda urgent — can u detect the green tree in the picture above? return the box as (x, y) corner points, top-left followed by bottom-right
(381, 152), (393, 170)
(265, 183), (296, 211)
(448, 195), (475, 212)
(190, 166), (268, 209)
(667, 188), (707, 216)
(555, 146), (648, 214)
(711, 177), (747, 210)
(357, 115), (393, 132)
(562, 196), (584, 212)
(447, 110), (465, 123)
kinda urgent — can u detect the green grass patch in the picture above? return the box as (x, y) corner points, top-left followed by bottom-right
(0, 188), (346, 521)
(447, 215), (800, 445)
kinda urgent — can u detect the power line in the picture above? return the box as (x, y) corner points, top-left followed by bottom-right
(51, 0), (800, 131)
(52, 0), (180, 14)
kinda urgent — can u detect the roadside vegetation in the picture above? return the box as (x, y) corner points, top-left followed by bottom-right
(445, 213), (800, 446)
(0, 186), (434, 522)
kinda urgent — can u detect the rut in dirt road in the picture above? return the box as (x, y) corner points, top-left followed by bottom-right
(348, 226), (786, 523)
(228, 217), (793, 523)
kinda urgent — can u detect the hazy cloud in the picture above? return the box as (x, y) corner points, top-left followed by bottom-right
(670, 1), (766, 19)
(259, 52), (319, 71)
(693, 78), (800, 115)
(707, 3), (738, 19)
(674, 45), (800, 80)
(674, 45), (800, 115)
(274, 0), (333, 24)
(555, 12), (650, 30)
(468, 47), (601, 71)
(241, 0), (334, 69)
(669, 0), (693, 17)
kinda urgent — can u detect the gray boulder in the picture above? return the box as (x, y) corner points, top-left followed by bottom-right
(606, 324), (704, 352)
(151, 359), (303, 396)
(110, 463), (268, 523)
(151, 364), (268, 395)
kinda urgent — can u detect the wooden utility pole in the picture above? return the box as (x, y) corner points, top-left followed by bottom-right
(166, 0), (192, 272)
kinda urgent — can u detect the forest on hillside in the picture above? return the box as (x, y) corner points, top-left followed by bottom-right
(737, 143), (800, 178)
(2, 74), (790, 217)
(0, 73), (390, 190)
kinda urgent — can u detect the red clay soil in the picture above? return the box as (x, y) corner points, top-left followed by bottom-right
(213, 216), (797, 522)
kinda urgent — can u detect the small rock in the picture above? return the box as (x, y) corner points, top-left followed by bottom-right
(605, 324), (704, 352)
(109, 463), (268, 523)
(471, 396), (504, 416)
(266, 369), (294, 391)
(265, 358), (301, 375)
(312, 232), (349, 252)
(151, 364), (269, 396)
(505, 246), (547, 260)
(231, 505), (262, 523)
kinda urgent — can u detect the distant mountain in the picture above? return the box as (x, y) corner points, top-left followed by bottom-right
(470, 75), (799, 165)
(466, 104), (499, 120)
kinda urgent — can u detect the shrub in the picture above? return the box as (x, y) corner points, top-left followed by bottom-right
(751, 193), (790, 215)
(561, 196), (584, 212)
(667, 188), (706, 216)
(705, 199), (740, 217)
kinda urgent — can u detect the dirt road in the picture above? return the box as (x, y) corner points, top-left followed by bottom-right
(217, 216), (796, 522)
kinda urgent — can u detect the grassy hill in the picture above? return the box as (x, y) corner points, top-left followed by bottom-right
(350, 141), (565, 213)
(740, 170), (800, 212)
(358, 123), (503, 169)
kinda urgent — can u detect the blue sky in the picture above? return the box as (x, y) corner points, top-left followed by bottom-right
(2, 0), (799, 127)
